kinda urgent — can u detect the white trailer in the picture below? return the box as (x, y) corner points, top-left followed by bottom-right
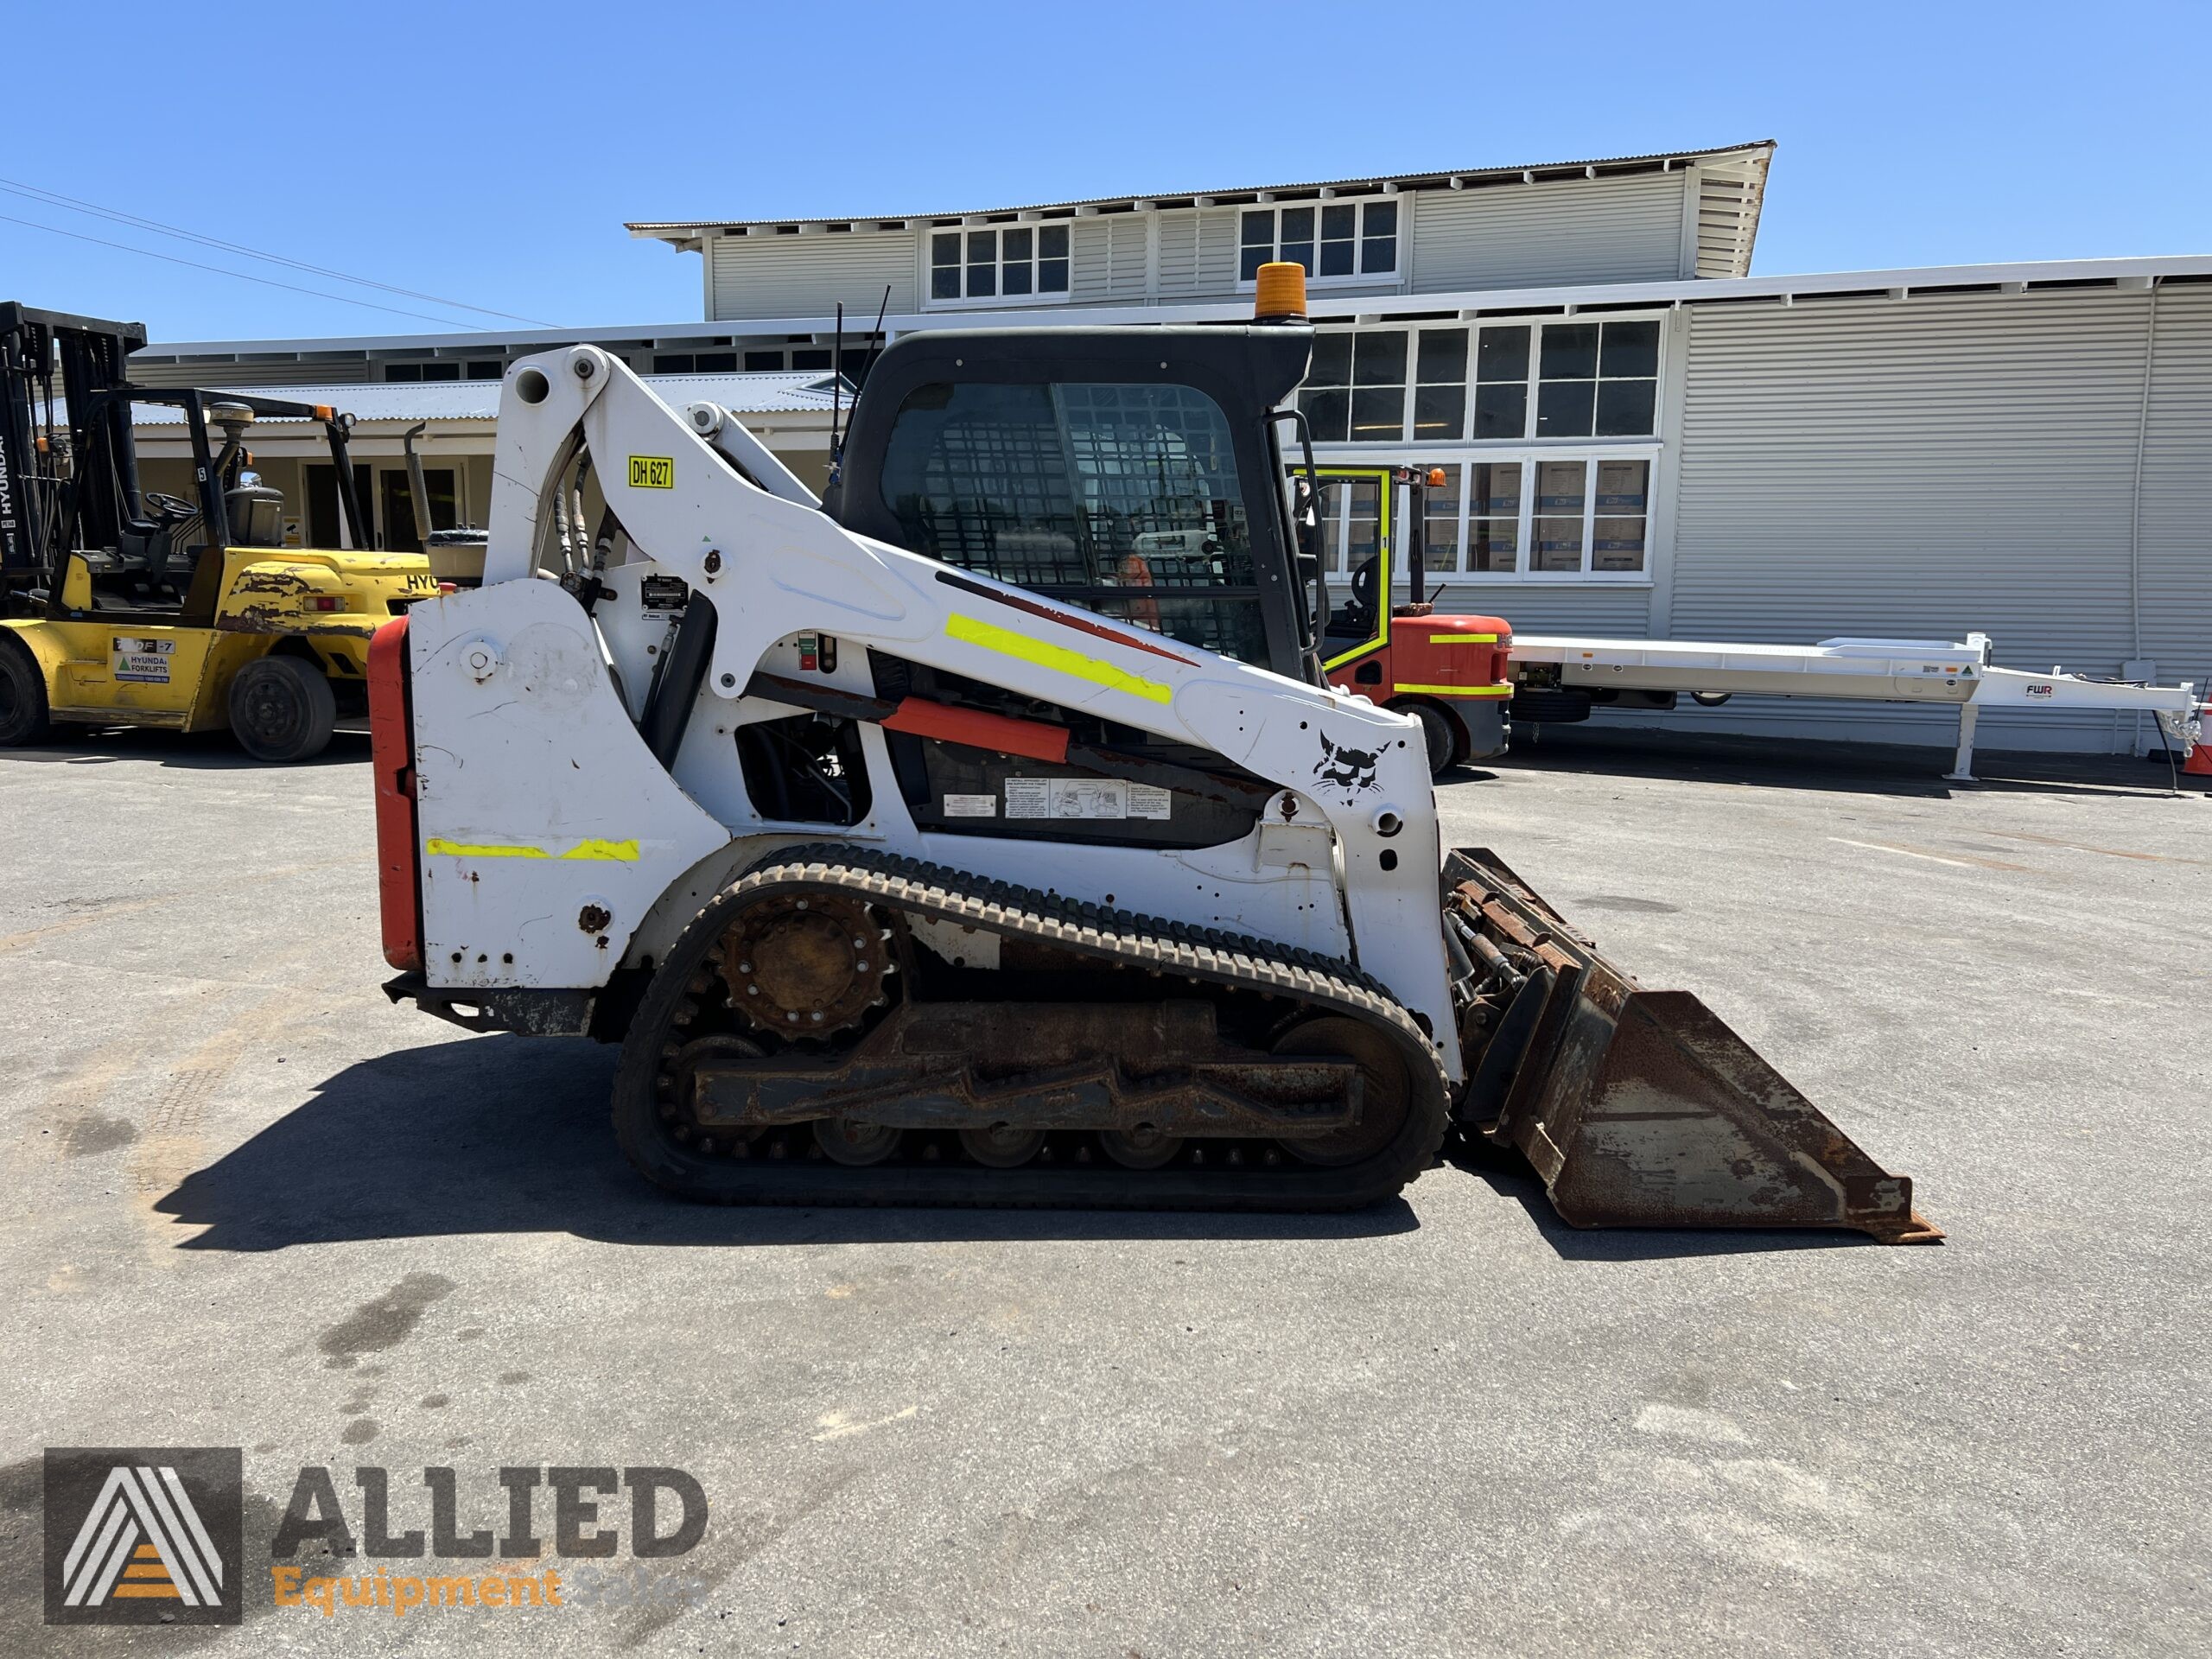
(1506, 632), (2202, 781)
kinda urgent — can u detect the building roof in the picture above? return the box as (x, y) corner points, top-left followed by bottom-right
(113, 370), (849, 426)
(126, 253), (2212, 371)
(622, 141), (1775, 238)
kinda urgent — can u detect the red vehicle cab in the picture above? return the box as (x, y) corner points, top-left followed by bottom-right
(1310, 465), (1512, 774)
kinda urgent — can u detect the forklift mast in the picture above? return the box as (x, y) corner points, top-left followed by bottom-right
(1, 302), (149, 584)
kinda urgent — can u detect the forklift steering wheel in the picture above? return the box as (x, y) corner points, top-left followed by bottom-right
(145, 491), (197, 520)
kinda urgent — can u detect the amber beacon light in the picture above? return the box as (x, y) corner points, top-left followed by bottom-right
(1253, 261), (1308, 321)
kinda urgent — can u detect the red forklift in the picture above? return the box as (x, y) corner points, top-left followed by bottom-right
(1306, 462), (1512, 774)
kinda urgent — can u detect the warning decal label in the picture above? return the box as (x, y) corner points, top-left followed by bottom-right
(1004, 778), (1173, 821)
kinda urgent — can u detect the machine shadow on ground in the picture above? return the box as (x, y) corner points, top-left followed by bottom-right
(0, 729), (372, 771)
(152, 1033), (1424, 1251)
(1485, 724), (2188, 800)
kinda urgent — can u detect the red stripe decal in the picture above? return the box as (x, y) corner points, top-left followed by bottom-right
(883, 697), (1071, 763)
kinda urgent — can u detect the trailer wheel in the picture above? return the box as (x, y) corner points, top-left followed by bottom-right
(0, 634), (51, 747)
(229, 654), (336, 762)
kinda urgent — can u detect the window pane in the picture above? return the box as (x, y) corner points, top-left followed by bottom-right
(1280, 207), (1314, 242)
(1537, 461), (1586, 512)
(1353, 329), (1408, 386)
(1318, 240), (1355, 277)
(1422, 462), (1461, 568)
(1003, 227), (1032, 262)
(1351, 387), (1405, 442)
(467, 359), (503, 379)
(1038, 225), (1069, 258)
(1600, 320), (1660, 378)
(1240, 245), (1271, 283)
(1412, 385), (1465, 440)
(695, 352), (735, 372)
(932, 232), (960, 266)
(421, 361), (460, 381)
(1592, 518), (1646, 572)
(1540, 322), (1599, 380)
(1299, 386), (1350, 442)
(1472, 383), (1527, 439)
(967, 231), (996, 264)
(967, 262), (996, 297)
(1469, 461), (1522, 516)
(1242, 209), (1273, 247)
(791, 348), (832, 370)
(1037, 258), (1069, 292)
(1360, 235), (1395, 274)
(1002, 261), (1033, 296)
(1362, 200), (1397, 238)
(1594, 459), (1649, 511)
(653, 354), (694, 373)
(1533, 518), (1584, 572)
(1309, 332), (1353, 386)
(1477, 326), (1530, 382)
(1469, 518), (1519, 573)
(879, 380), (1265, 661)
(1281, 238), (1316, 274)
(1416, 327), (1468, 384)
(1594, 378), (1657, 436)
(1535, 378), (1594, 437)
(744, 349), (785, 370)
(931, 265), (961, 299)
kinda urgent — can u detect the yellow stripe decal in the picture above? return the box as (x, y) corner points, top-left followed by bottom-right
(1431, 632), (1499, 645)
(1397, 683), (1512, 697)
(424, 836), (640, 861)
(945, 612), (1173, 705)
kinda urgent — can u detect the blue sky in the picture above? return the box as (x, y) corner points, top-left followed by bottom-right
(10, 0), (2207, 343)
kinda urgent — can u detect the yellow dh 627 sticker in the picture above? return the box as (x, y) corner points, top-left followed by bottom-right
(627, 455), (674, 490)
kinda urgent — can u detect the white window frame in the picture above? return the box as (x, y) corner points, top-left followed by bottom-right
(925, 223), (1073, 308)
(1236, 199), (1399, 289)
(1440, 448), (1661, 582)
(1300, 314), (1668, 447)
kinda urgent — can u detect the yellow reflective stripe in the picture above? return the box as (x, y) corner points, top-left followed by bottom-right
(424, 836), (640, 861)
(1430, 632), (1499, 645)
(945, 612), (1172, 705)
(1397, 683), (1512, 697)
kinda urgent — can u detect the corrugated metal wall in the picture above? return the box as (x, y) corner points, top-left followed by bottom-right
(709, 229), (918, 320)
(1410, 175), (1689, 290)
(1662, 285), (2210, 752)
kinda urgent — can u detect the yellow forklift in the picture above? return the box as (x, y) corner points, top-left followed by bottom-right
(0, 302), (435, 761)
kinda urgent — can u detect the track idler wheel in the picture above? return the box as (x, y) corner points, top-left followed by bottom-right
(960, 1123), (1046, 1168)
(1100, 1125), (1184, 1169)
(1270, 1015), (1414, 1167)
(813, 1118), (901, 1166)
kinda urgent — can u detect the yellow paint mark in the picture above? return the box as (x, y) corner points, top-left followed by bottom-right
(1429, 632), (1499, 645)
(424, 836), (640, 862)
(945, 613), (1172, 705)
(1397, 683), (1512, 697)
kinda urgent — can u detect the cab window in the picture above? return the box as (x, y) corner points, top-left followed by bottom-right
(878, 381), (1266, 664)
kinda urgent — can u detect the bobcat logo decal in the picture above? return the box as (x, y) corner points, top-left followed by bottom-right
(1313, 733), (1382, 797)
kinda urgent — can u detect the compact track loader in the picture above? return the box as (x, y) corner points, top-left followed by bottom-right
(372, 267), (1936, 1241)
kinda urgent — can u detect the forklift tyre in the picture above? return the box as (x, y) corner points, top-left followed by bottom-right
(228, 653), (336, 763)
(0, 634), (51, 748)
(1401, 701), (1456, 776)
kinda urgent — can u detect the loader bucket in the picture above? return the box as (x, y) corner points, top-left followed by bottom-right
(1444, 849), (1941, 1244)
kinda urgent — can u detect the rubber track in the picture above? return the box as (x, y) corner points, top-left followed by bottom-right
(610, 842), (1451, 1211)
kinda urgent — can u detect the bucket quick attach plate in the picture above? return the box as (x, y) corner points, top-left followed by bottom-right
(1445, 849), (1942, 1244)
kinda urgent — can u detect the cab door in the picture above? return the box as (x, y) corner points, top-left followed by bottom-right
(1309, 467), (1394, 672)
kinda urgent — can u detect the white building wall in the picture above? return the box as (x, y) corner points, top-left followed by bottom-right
(1410, 173), (1691, 290)
(708, 228), (919, 321)
(1656, 285), (2207, 752)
